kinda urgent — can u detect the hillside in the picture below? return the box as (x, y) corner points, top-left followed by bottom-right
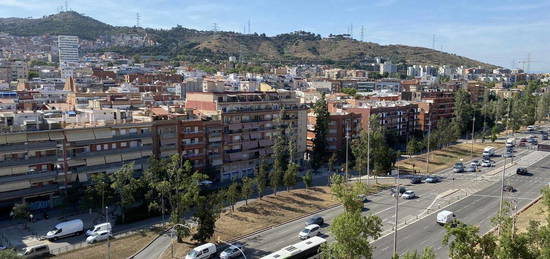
(0, 12), (495, 68)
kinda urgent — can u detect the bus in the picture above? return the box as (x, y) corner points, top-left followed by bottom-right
(260, 236), (326, 259)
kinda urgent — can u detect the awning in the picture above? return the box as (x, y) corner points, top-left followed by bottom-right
(93, 128), (112, 139)
(68, 159), (86, 167)
(0, 135), (7, 145)
(0, 167), (12, 177)
(49, 131), (65, 140)
(122, 152), (141, 161)
(0, 181), (31, 192)
(105, 154), (122, 163)
(11, 166), (29, 174)
(27, 132), (50, 141)
(78, 173), (88, 183)
(6, 133), (27, 144)
(65, 129), (95, 142)
(86, 156), (106, 166)
(141, 138), (153, 145)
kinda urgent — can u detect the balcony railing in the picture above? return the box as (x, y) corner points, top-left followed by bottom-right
(0, 170), (58, 183)
(0, 155), (58, 167)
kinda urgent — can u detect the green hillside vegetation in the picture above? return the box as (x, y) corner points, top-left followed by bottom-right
(0, 12), (496, 67)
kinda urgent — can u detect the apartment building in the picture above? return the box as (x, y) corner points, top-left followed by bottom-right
(345, 100), (418, 137)
(185, 91), (308, 181)
(307, 112), (362, 153)
(58, 35), (80, 65)
(415, 91), (455, 132)
(0, 123), (152, 215)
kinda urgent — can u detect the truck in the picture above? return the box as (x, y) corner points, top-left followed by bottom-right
(482, 146), (496, 158)
(46, 219), (84, 241)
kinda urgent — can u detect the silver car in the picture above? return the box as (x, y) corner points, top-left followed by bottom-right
(220, 243), (245, 259)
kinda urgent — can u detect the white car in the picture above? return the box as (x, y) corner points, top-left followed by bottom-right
(470, 160), (481, 167)
(481, 160), (493, 167)
(86, 230), (112, 244)
(401, 191), (416, 199)
(299, 224), (320, 239)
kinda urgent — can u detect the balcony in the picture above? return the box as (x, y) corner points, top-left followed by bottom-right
(0, 155), (58, 167)
(73, 146), (147, 158)
(0, 184), (59, 200)
(0, 141), (58, 154)
(70, 132), (152, 146)
(0, 170), (58, 183)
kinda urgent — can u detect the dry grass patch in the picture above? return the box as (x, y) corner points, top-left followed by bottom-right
(515, 199), (548, 233)
(56, 227), (164, 259)
(397, 142), (504, 174)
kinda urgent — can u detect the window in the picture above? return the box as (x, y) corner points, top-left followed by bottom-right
(112, 143), (116, 149)
(96, 145), (102, 151)
(120, 129), (127, 135)
(121, 142), (127, 148)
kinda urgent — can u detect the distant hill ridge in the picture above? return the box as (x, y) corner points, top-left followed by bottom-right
(0, 11), (496, 67)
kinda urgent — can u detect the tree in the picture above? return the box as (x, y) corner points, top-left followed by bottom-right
(302, 170), (313, 190)
(406, 138), (422, 156)
(351, 130), (369, 178)
(283, 162), (298, 191)
(270, 166), (282, 195)
(226, 182), (240, 212)
(491, 125), (498, 142)
(255, 159), (268, 199)
(321, 210), (382, 259)
(110, 162), (140, 224)
(341, 87), (357, 96)
(453, 89), (473, 136)
(192, 192), (224, 243)
(312, 93), (330, 169)
(12, 203), (29, 227)
(442, 220), (496, 259)
(241, 176), (254, 205)
(330, 174), (369, 212)
(328, 153), (337, 173)
(85, 172), (112, 210)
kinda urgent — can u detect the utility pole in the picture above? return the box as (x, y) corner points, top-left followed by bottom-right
(471, 114), (475, 158)
(426, 116), (431, 174)
(345, 120), (350, 181)
(360, 25), (364, 42)
(136, 13), (140, 28)
(393, 166), (400, 257)
(106, 206), (110, 259)
(367, 118), (371, 185)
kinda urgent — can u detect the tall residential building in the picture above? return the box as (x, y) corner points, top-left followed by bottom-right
(185, 91), (308, 181)
(58, 35), (80, 65)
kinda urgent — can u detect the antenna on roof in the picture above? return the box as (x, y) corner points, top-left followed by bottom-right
(432, 34), (435, 50)
(65, 0), (69, 11)
(360, 25), (364, 42)
(136, 12), (140, 27)
(248, 18), (251, 34)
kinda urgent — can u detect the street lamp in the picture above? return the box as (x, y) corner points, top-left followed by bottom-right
(171, 223), (191, 258)
(218, 239), (247, 259)
(106, 206), (110, 259)
(345, 120), (350, 181)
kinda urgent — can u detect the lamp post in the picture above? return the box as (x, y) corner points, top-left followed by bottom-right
(345, 120), (350, 181)
(393, 165), (400, 257)
(171, 224), (191, 258)
(367, 118), (370, 186)
(106, 206), (110, 259)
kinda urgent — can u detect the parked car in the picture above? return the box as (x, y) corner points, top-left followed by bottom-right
(46, 219), (84, 241)
(306, 216), (324, 226)
(86, 230), (113, 244)
(219, 243), (245, 259)
(86, 222), (112, 236)
(299, 224), (320, 239)
(481, 160), (493, 167)
(357, 194), (369, 202)
(503, 185), (516, 192)
(410, 177), (422, 184)
(516, 168), (528, 175)
(527, 125), (535, 131)
(185, 243), (217, 259)
(465, 166), (476, 172)
(402, 190), (416, 199)
(425, 176), (439, 183)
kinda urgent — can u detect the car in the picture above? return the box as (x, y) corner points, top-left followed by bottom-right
(516, 168), (528, 175)
(410, 177), (422, 184)
(504, 152), (513, 158)
(86, 230), (113, 244)
(0, 245), (6, 250)
(543, 134), (549, 140)
(470, 160), (481, 167)
(527, 125), (535, 131)
(299, 224), (320, 239)
(18, 244), (50, 258)
(219, 243), (245, 259)
(503, 185), (515, 192)
(306, 216), (324, 226)
(481, 160), (493, 167)
(402, 190), (416, 199)
(425, 176), (439, 183)
(391, 186), (407, 196)
(531, 139), (538, 145)
(357, 194), (369, 202)
(453, 162), (464, 173)
(465, 166), (476, 172)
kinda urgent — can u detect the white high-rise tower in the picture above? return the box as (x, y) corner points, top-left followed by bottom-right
(58, 35), (80, 65)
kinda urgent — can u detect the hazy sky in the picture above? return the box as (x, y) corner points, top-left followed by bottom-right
(1, 0), (550, 72)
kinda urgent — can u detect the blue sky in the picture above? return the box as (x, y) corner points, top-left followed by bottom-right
(1, 0), (550, 72)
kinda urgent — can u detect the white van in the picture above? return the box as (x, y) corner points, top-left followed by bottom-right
(437, 210), (455, 225)
(506, 138), (516, 147)
(46, 219), (84, 241)
(86, 222), (112, 236)
(19, 244), (50, 258)
(185, 243), (217, 259)
(482, 146), (495, 158)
